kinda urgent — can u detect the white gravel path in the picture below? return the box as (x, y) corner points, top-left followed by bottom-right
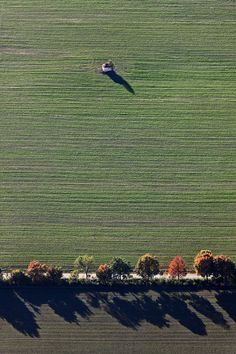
(1, 271), (202, 281)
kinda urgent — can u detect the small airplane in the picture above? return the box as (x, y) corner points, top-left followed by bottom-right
(101, 60), (115, 73)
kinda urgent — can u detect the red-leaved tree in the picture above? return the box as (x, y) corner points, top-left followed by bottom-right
(168, 256), (187, 280)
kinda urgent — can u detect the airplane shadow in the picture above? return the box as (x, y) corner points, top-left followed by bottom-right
(102, 70), (135, 95)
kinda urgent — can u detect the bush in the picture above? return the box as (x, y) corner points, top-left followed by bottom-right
(67, 270), (79, 285)
(8, 269), (30, 286)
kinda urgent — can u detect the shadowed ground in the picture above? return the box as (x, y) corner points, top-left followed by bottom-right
(0, 289), (235, 353)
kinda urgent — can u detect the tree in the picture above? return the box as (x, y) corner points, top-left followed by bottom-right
(135, 253), (159, 280)
(27, 261), (49, 283)
(96, 264), (112, 284)
(168, 256), (187, 280)
(213, 255), (236, 285)
(195, 250), (213, 258)
(74, 255), (94, 279)
(46, 266), (63, 284)
(193, 250), (214, 279)
(110, 257), (132, 280)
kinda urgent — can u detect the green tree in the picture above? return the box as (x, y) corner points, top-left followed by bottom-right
(74, 255), (94, 279)
(110, 257), (132, 280)
(135, 253), (159, 280)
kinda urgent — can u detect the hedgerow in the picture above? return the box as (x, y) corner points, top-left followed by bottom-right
(1, 251), (235, 288)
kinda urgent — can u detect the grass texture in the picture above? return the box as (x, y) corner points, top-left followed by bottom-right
(0, 0), (235, 269)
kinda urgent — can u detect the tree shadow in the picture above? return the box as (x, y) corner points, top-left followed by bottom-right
(86, 291), (207, 334)
(87, 292), (168, 330)
(0, 289), (40, 337)
(103, 70), (135, 94)
(102, 296), (143, 329)
(216, 291), (236, 322)
(17, 288), (92, 325)
(184, 294), (229, 329)
(159, 292), (207, 335)
(136, 294), (169, 328)
(2, 288), (233, 338)
(85, 292), (101, 309)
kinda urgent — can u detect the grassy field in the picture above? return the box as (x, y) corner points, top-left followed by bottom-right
(0, 288), (235, 354)
(0, 0), (235, 269)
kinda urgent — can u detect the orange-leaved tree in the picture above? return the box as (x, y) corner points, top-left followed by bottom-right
(193, 250), (214, 279)
(135, 253), (159, 280)
(96, 264), (112, 284)
(27, 261), (49, 283)
(168, 256), (187, 280)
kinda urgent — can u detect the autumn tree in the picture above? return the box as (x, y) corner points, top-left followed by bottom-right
(135, 253), (159, 280)
(213, 255), (236, 285)
(27, 261), (49, 283)
(110, 257), (132, 280)
(74, 255), (94, 279)
(96, 264), (112, 284)
(168, 256), (187, 280)
(193, 250), (214, 279)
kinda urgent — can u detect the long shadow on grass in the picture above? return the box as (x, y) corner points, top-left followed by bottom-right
(85, 292), (168, 329)
(86, 291), (207, 334)
(183, 293), (229, 329)
(17, 288), (92, 324)
(216, 291), (236, 322)
(158, 292), (207, 335)
(0, 289), (39, 337)
(4, 288), (232, 337)
(102, 70), (135, 94)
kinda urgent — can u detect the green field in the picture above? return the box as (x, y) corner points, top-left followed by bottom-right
(0, 288), (235, 354)
(0, 0), (236, 269)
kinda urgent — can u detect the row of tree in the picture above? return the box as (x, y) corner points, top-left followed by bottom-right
(4, 250), (236, 286)
(193, 250), (235, 284)
(74, 251), (236, 285)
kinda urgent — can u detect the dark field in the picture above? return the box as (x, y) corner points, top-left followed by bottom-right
(0, 288), (235, 354)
